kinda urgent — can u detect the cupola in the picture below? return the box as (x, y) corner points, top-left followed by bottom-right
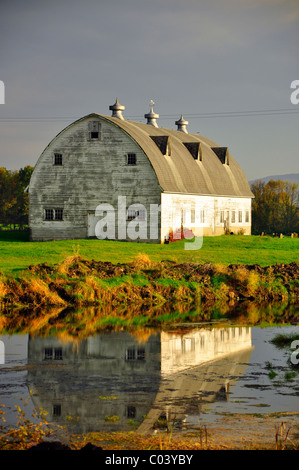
(109, 98), (125, 120)
(145, 100), (159, 127)
(175, 115), (189, 133)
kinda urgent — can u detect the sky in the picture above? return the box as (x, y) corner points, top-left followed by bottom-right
(0, 0), (298, 181)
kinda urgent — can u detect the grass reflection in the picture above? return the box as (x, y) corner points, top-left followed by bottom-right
(0, 301), (297, 339)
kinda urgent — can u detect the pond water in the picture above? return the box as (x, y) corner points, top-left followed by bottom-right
(0, 320), (298, 437)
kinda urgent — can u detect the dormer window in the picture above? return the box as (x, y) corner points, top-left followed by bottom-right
(88, 121), (101, 140)
(211, 147), (229, 165)
(150, 136), (171, 156)
(183, 142), (202, 161)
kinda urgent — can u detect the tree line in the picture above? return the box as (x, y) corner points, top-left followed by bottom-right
(0, 166), (298, 234)
(251, 179), (299, 235)
(0, 166), (34, 229)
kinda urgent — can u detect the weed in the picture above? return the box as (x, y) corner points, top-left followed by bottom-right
(104, 415), (120, 423)
(0, 396), (64, 450)
(275, 422), (296, 450)
(270, 332), (299, 349)
(284, 372), (296, 381)
(268, 370), (277, 379)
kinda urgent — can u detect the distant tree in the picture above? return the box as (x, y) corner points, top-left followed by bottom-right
(251, 179), (299, 234)
(0, 166), (34, 229)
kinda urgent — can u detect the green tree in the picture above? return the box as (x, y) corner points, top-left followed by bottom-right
(0, 166), (34, 229)
(251, 179), (299, 234)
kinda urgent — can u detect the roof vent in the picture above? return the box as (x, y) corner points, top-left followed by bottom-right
(109, 98), (125, 120)
(145, 100), (159, 127)
(175, 115), (189, 133)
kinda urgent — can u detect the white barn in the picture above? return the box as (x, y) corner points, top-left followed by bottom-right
(28, 99), (253, 243)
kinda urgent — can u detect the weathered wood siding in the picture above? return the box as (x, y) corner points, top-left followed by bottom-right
(29, 116), (162, 242)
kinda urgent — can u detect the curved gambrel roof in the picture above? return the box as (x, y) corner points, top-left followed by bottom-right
(97, 114), (253, 198)
(29, 112), (253, 199)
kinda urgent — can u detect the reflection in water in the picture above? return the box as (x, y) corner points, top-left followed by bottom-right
(26, 326), (253, 433)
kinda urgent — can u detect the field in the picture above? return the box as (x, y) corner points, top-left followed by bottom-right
(0, 231), (298, 275)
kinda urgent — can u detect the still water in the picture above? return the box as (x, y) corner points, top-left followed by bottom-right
(0, 323), (298, 436)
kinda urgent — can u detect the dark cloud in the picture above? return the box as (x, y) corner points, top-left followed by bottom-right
(0, 0), (298, 179)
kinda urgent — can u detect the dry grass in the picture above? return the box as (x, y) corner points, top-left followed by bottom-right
(56, 254), (85, 276)
(20, 275), (66, 307)
(213, 263), (228, 275)
(0, 254), (297, 311)
(131, 253), (154, 270)
(0, 279), (8, 298)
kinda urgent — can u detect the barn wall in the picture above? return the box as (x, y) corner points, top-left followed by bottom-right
(161, 193), (252, 242)
(29, 116), (162, 242)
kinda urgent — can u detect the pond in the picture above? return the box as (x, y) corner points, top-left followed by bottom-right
(0, 318), (298, 439)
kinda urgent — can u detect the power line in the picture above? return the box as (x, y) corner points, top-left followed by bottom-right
(0, 108), (298, 122)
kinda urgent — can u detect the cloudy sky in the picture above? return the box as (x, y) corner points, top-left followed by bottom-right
(0, 0), (298, 180)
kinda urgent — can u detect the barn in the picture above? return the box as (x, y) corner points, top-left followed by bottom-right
(28, 99), (253, 243)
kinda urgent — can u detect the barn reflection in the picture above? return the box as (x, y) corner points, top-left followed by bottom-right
(27, 326), (253, 433)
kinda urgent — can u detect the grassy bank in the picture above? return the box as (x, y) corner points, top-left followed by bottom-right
(0, 253), (298, 313)
(0, 231), (298, 274)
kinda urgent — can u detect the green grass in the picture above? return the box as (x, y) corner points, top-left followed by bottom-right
(0, 231), (298, 275)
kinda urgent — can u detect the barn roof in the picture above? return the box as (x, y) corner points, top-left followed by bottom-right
(95, 114), (253, 198)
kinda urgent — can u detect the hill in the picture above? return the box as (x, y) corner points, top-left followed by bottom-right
(249, 173), (299, 185)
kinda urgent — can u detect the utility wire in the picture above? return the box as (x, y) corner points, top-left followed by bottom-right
(0, 108), (298, 122)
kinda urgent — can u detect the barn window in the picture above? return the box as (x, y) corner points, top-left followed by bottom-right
(191, 206), (195, 224)
(127, 153), (136, 165)
(137, 348), (145, 360)
(53, 404), (61, 417)
(54, 347), (63, 360)
(127, 209), (135, 221)
(127, 406), (136, 418)
(126, 209), (146, 221)
(44, 208), (64, 221)
(88, 121), (101, 140)
(245, 210), (250, 223)
(136, 209), (146, 221)
(200, 209), (205, 224)
(126, 348), (136, 360)
(238, 211), (243, 223)
(45, 209), (54, 220)
(54, 153), (63, 165)
(44, 347), (63, 360)
(125, 347), (145, 361)
(55, 209), (63, 220)
(220, 211), (224, 223)
(231, 210), (236, 223)
(44, 347), (53, 360)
